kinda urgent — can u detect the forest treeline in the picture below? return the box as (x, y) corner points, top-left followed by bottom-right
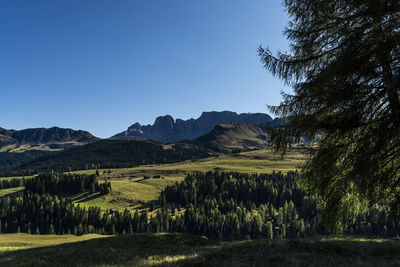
(24, 173), (111, 195)
(3, 140), (213, 176)
(0, 177), (26, 190)
(0, 172), (399, 239)
(160, 172), (400, 239)
(0, 151), (51, 174)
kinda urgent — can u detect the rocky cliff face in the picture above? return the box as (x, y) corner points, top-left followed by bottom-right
(114, 111), (273, 142)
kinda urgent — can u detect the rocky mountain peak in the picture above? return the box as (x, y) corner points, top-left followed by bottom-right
(113, 111), (273, 142)
(153, 115), (175, 130)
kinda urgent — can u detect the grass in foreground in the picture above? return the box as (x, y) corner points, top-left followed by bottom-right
(0, 233), (213, 266)
(0, 233), (399, 266)
(0, 233), (107, 252)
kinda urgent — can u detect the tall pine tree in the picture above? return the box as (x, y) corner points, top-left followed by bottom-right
(259, 0), (400, 231)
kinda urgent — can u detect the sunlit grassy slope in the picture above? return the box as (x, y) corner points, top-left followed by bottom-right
(71, 150), (303, 211)
(0, 141), (85, 153)
(0, 233), (108, 253)
(0, 233), (398, 266)
(0, 187), (24, 197)
(73, 149), (302, 178)
(0, 176), (27, 181)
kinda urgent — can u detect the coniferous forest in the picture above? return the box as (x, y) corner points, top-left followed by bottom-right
(0, 172), (398, 239)
(2, 139), (214, 177)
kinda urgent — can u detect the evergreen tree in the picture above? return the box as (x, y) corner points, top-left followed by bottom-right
(78, 224), (84, 235)
(89, 183), (95, 194)
(259, 0), (400, 230)
(49, 224), (55, 235)
(267, 222), (273, 240)
(111, 224), (116, 235)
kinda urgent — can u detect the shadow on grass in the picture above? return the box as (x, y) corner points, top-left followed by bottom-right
(174, 237), (400, 267)
(73, 192), (103, 204)
(0, 232), (215, 267)
(1, 234), (399, 266)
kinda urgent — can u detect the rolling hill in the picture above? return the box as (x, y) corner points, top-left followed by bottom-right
(10, 139), (215, 174)
(194, 123), (269, 153)
(0, 126), (98, 152)
(0, 127), (99, 173)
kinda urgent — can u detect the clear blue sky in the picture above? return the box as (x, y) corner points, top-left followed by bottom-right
(0, 0), (289, 138)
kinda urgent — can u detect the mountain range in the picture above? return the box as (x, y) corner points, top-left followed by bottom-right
(0, 111), (280, 174)
(11, 122), (271, 174)
(113, 111), (274, 142)
(0, 127), (98, 152)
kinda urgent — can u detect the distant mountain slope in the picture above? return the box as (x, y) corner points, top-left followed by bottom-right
(10, 122), (272, 174)
(0, 127), (98, 152)
(0, 126), (99, 173)
(113, 111), (273, 142)
(10, 139), (214, 174)
(194, 123), (268, 153)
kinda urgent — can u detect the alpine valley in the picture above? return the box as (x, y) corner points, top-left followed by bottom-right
(0, 111), (279, 174)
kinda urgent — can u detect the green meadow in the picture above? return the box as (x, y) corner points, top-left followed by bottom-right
(0, 150), (302, 211)
(70, 150), (302, 211)
(72, 149), (302, 178)
(0, 187), (24, 197)
(1, 150), (399, 267)
(0, 233), (398, 266)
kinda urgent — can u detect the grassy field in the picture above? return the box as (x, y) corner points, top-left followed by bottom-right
(0, 150), (302, 212)
(70, 150), (303, 211)
(72, 149), (302, 178)
(0, 187), (24, 197)
(0, 149), (302, 211)
(0, 176), (29, 181)
(0, 233), (108, 253)
(0, 233), (398, 266)
(0, 150), (398, 266)
(0, 141), (84, 153)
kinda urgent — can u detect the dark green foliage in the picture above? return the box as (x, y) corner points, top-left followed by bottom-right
(24, 173), (110, 195)
(160, 172), (314, 239)
(0, 177), (26, 189)
(7, 139), (213, 175)
(160, 172), (400, 240)
(0, 151), (51, 174)
(0, 193), (103, 235)
(259, 0), (400, 230)
(0, 172), (398, 239)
